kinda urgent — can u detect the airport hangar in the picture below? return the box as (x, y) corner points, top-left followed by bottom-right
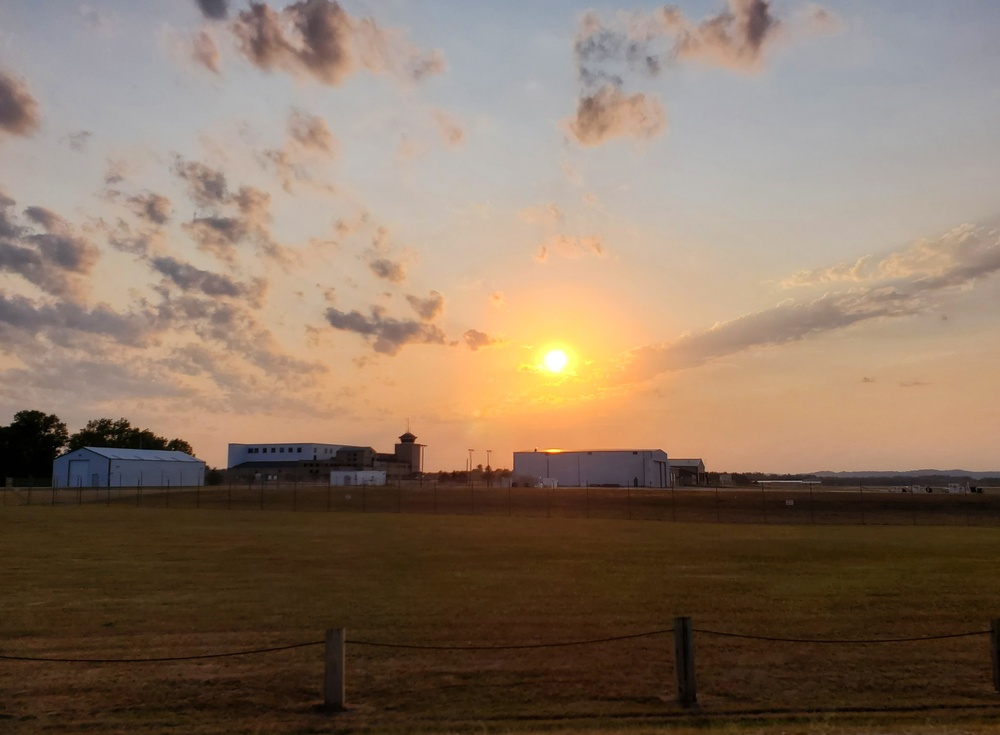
(513, 449), (671, 488)
(52, 447), (206, 488)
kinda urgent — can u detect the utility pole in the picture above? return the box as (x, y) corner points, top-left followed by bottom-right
(468, 448), (474, 488)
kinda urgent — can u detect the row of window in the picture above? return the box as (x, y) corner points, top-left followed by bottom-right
(245, 446), (343, 455)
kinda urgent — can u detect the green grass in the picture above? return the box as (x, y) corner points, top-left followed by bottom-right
(3, 507), (1000, 734)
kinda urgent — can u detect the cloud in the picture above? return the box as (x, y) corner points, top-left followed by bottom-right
(79, 5), (119, 35)
(68, 130), (92, 152)
(0, 70), (41, 138)
(0, 198), (100, 300)
(405, 290), (443, 321)
(620, 223), (1000, 384)
(489, 291), (505, 308)
(150, 255), (262, 301)
(535, 234), (606, 262)
(432, 110), (464, 146)
(195, 0), (229, 20)
(288, 108), (336, 154)
(665, 0), (784, 72)
(127, 193), (172, 225)
(518, 203), (564, 227)
(174, 158), (230, 208)
(0, 293), (152, 346)
(325, 305), (448, 355)
(369, 257), (406, 283)
(230, 0), (444, 86)
(784, 224), (1000, 289)
(463, 329), (501, 351)
(183, 216), (247, 262)
(364, 226), (408, 283)
(258, 109), (339, 192)
(173, 160), (287, 263)
(192, 29), (222, 73)
(565, 1), (836, 146)
(567, 84), (666, 146)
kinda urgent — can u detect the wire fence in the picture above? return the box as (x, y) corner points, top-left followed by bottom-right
(3, 625), (989, 663)
(4, 621), (998, 716)
(4, 481), (1000, 527)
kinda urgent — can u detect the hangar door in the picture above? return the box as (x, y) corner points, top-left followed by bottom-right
(68, 460), (89, 487)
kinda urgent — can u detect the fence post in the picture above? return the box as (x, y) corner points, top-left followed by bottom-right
(324, 627), (346, 710)
(673, 616), (697, 708)
(992, 619), (1000, 693)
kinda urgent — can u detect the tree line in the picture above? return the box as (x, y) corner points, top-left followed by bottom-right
(0, 410), (194, 481)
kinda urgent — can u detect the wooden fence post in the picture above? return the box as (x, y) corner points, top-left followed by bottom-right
(324, 627), (346, 710)
(991, 619), (1000, 693)
(674, 616), (697, 708)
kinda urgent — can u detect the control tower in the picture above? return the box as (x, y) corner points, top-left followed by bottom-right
(394, 431), (424, 474)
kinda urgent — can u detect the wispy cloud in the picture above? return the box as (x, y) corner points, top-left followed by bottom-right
(535, 234), (606, 262)
(620, 223), (1000, 384)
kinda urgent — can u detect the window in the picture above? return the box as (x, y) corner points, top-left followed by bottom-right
(271, 448), (276, 453)
(297, 447), (302, 453)
(280, 447), (285, 453)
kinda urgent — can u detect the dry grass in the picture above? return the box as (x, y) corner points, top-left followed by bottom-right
(2, 507), (1000, 734)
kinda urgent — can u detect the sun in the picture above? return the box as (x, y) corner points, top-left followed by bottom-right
(543, 349), (569, 373)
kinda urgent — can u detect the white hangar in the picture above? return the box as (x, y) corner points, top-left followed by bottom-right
(52, 447), (206, 488)
(513, 449), (671, 488)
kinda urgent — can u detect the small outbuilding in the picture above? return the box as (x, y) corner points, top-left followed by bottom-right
(670, 458), (707, 486)
(329, 470), (386, 486)
(52, 447), (206, 488)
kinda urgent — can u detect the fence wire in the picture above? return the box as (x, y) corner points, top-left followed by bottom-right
(1, 625), (991, 664)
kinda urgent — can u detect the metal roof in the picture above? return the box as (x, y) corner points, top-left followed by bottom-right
(514, 448), (667, 455)
(72, 447), (204, 462)
(670, 458), (705, 467)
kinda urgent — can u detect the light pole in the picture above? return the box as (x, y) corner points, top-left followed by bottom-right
(486, 449), (492, 487)
(468, 449), (474, 488)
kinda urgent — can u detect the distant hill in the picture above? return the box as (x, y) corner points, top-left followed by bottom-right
(812, 469), (1000, 480)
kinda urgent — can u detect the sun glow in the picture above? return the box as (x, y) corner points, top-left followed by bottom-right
(543, 349), (569, 373)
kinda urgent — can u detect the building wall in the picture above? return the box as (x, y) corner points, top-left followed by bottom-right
(394, 441), (423, 473)
(53, 449), (205, 487)
(227, 443), (352, 467)
(329, 471), (386, 486)
(513, 450), (670, 488)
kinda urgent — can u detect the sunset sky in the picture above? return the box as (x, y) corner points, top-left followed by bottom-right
(2, 0), (1000, 473)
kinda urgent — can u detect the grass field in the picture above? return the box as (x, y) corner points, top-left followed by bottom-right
(3, 506), (1000, 734)
(6, 482), (1000, 528)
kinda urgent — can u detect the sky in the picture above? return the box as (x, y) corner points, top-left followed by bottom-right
(2, 0), (1000, 474)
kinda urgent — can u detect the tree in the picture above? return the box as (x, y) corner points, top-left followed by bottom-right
(67, 417), (195, 456)
(0, 410), (69, 479)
